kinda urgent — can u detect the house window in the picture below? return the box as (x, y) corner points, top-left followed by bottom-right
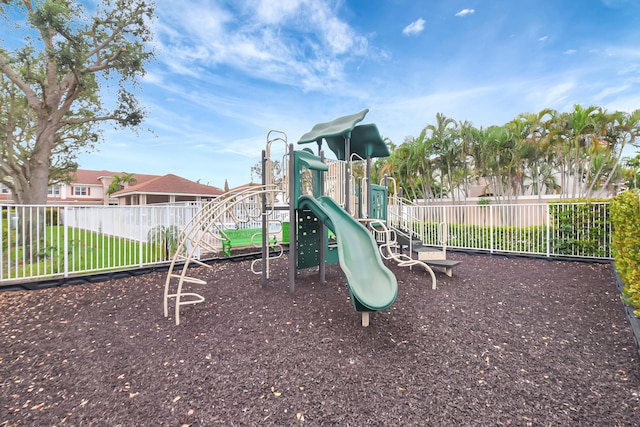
(48, 185), (61, 196)
(1, 184), (9, 194)
(73, 186), (88, 196)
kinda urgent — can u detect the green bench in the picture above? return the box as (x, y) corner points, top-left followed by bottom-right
(221, 224), (289, 256)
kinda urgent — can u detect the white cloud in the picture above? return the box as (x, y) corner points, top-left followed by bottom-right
(526, 80), (577, 108)
(142, 71), (164, 85)
(152, 0), (371, 93)
(402, 18), (426, 36)
(564, 49), (577, 55)
(455, 9), (475, 17)
(254, 0), (303, 24)
(601, 0), (632, 8)
(594, 83), (632, 101)
(601, 46), (640, 59)
(538, 36), (548, 41)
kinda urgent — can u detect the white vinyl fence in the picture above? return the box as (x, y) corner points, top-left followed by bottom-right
(388, 201), (612, 259)
(0, 204), (204, 283)
(1, 200), (612, 285)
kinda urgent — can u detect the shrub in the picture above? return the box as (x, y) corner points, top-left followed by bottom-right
(45, 208), (60, 226)
(549, 199), (610, 257)
(419, 221), (547, 254)
(610, 190), (640, 314)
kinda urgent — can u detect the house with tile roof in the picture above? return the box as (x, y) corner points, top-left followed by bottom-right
(0, 169), (224, 205)
(112, 174), (224, 205)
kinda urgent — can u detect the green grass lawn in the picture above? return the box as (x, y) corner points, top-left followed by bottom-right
(2, 225), (164, 280)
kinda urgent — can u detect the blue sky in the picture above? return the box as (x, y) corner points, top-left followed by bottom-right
(77, 0), (640, 188)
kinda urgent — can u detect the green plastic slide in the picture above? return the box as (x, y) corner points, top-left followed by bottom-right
(298, 195), (398, 312)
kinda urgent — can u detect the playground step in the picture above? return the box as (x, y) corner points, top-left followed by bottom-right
(424, 259), (461, 277)
(415, 246), (447, 261)
(395, 233), (423, 248)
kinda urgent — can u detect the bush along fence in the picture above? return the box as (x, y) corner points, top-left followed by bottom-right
(610, 189), (640, 361)
(611, 190), (640, 315)
(401, 201), (612, 259)
(548, 200), (611, 258)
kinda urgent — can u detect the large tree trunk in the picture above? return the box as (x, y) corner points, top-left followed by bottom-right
(19, 118), (56, 205)
(12, 123), (55, 258)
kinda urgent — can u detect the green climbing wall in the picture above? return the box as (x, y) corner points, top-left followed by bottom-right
(296, 210), (338, 269)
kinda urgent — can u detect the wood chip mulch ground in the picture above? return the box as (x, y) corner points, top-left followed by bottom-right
(1, 252), (639, 426)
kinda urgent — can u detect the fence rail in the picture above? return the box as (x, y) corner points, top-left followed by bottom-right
(387, 201), (612, 259)
(1, 200), (612, 286)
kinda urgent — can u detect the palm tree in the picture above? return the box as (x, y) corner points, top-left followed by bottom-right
(384, 104), (637, 201)
(594, 109), (640, 196)
(476, 125), (517, 201)
(456, 120), (478, 201)
(148, 225), (181, 261)
(426, 113), (461, 201)
(622, 154), (640, 189)
(406, 128), (438, 201)
(393, 140), (420, 200)
(562, 105), (601, 198)
(107, 172), (138, 195)
(510, 109), (557, 197)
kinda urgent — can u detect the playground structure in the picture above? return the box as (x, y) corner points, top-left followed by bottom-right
(164, 109), (451, 326)
(384, 180), (462, 277)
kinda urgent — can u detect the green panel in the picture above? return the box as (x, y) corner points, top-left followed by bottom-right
(325, 123), (390, 161)
(294, 149), (328, 171)
(297, 210), (321, 269)
(282, 222), (290, 244)
(297, 109), (369, 144)
(326, 233), (339, 265)
(369, 184), (387, 221)
(293, 150), (327, 209)
(221, 228), (277, 256)
(296, 211), (339, 269)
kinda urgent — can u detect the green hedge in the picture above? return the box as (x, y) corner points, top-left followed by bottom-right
(450, 224), (547, 253)
(548, 199), (610, 258)
(419, 222), (547, 253)
(417, 200), (610, 257)
(610, 190), (640, 314)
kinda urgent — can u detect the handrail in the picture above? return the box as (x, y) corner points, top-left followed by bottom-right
(358, 218), (436, 290)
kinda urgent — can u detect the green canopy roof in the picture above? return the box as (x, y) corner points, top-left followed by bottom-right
(325, 123), (390, 160)
(297, 109), (369, 144)
(297, 109), (390, 160)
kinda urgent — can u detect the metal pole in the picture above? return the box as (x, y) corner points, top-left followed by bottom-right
(261, 149), (268, 287)
(345, 134), (351, 215)
(288, 144), (297, 295)
(366, 155), (371, 219)
(319, 149), (326, 284)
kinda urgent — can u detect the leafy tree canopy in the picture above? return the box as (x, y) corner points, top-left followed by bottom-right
(0, 0), (155, 204)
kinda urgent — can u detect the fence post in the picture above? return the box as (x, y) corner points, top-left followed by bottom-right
(489, 205), (494, 254)
(420, 204), (425, 243)
(139, 206), (144, 267)
(63, 206), (69, 278)
(546, 204), (551, 258)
